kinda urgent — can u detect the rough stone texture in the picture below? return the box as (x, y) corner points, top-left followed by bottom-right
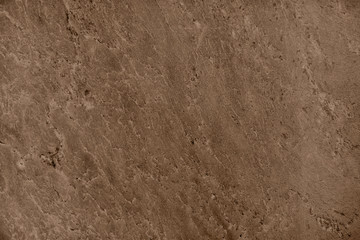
(0, 0), (360, 239)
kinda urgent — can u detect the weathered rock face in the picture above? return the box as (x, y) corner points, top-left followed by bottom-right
(0, 0), (359, 239)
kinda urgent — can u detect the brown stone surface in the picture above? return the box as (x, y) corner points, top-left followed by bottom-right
(1, 0), (360, 239)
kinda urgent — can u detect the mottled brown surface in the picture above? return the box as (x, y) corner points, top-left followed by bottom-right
(1, 0), (360, 239)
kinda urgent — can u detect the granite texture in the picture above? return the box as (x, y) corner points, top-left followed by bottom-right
(1, 0), (360, 239)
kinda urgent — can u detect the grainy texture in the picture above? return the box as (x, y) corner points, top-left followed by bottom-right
(1, 0), (360, 239)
